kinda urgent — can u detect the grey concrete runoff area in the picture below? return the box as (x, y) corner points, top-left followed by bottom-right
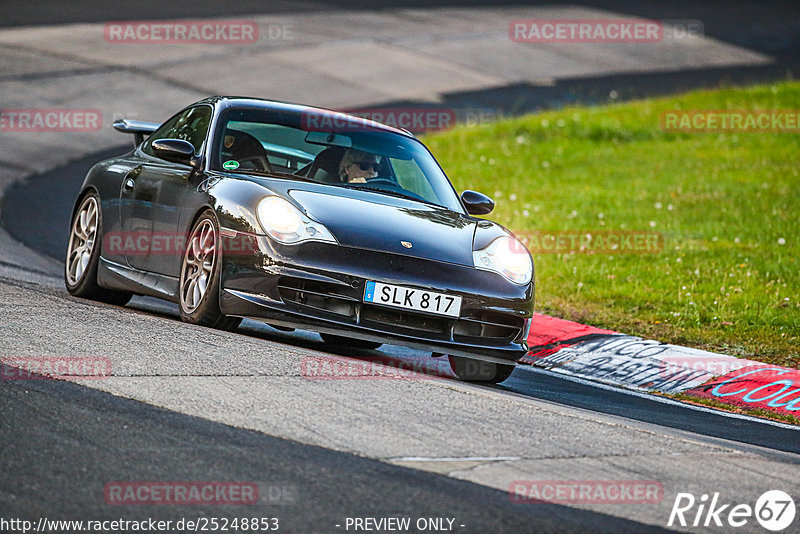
(1, 2), (799, 533)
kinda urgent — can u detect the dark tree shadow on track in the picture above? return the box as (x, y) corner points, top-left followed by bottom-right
(0, 366), (675, 533)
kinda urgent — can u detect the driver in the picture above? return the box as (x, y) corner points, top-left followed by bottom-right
(339, 149), (380, 184)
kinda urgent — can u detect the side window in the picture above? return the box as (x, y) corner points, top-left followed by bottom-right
(142, 106), (212, 158)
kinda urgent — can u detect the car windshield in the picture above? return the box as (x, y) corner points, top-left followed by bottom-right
(211, 107), (464, 212)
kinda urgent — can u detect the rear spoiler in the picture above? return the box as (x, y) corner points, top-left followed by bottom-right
(112, 119), (160, 147)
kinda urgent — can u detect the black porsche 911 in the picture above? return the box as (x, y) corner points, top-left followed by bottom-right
(65, 97), (534, 383)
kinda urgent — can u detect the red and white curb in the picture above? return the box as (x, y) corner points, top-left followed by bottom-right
(685, 366), (800, 416)
(523, 313), (799, 416)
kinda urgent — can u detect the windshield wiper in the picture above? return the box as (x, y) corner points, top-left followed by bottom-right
(271, 171), (319, 183)
(221, 168), (319, 183)
(347, 184), (437, 207)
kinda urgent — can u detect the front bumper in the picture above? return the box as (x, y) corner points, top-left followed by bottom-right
(219, 235), (534, 364)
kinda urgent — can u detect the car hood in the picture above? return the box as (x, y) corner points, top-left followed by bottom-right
(288, 189), (476, 265)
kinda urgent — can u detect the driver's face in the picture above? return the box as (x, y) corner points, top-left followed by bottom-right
(346, 157), (379, 182)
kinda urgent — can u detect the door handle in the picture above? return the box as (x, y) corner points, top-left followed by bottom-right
(122, 177), (135, 192)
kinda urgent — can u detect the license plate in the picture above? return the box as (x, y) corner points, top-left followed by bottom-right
(363, 281), (462, 318)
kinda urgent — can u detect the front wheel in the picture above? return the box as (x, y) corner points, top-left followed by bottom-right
(448, 355), (515, 383)
(178, 210), (241, 331)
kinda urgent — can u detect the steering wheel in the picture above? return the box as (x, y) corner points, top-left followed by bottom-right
(362, 178), (398, 187)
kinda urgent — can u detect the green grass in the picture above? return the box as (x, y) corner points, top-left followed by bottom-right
(423, 81), (800, 368)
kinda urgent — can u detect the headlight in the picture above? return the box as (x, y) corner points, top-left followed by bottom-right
(473, 235), (533, 285)
(256, 196), (336, 245)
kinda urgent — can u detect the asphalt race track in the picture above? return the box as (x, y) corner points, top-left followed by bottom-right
(5, 147), (800, 457)
(4, 370), (676, 533)
(1, 2), (799, 533)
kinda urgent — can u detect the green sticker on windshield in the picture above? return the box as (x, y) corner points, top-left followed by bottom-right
(222, 160), (240, 170)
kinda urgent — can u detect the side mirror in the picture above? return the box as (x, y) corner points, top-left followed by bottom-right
(151, 139), (200, 167)
(461, 190), (494, 215)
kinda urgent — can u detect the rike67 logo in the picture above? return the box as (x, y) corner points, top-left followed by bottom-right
(668, 490), (795, 531)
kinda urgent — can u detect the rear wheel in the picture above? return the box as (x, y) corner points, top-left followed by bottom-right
(65, 193), (132, 306)
(320, 333), (382, 350)
(448, 355), (515, 383)
(178, 211), (241, 331)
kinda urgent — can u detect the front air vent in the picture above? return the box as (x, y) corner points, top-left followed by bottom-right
(277, 278), (358, 317)
(454, 310), (524, 343)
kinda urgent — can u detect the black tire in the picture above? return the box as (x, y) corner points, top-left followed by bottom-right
(448, 355), (515, 383)
(64, 193), (132, 306)
(178, 210), (241, 331)
(320, 332), (382, 350)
